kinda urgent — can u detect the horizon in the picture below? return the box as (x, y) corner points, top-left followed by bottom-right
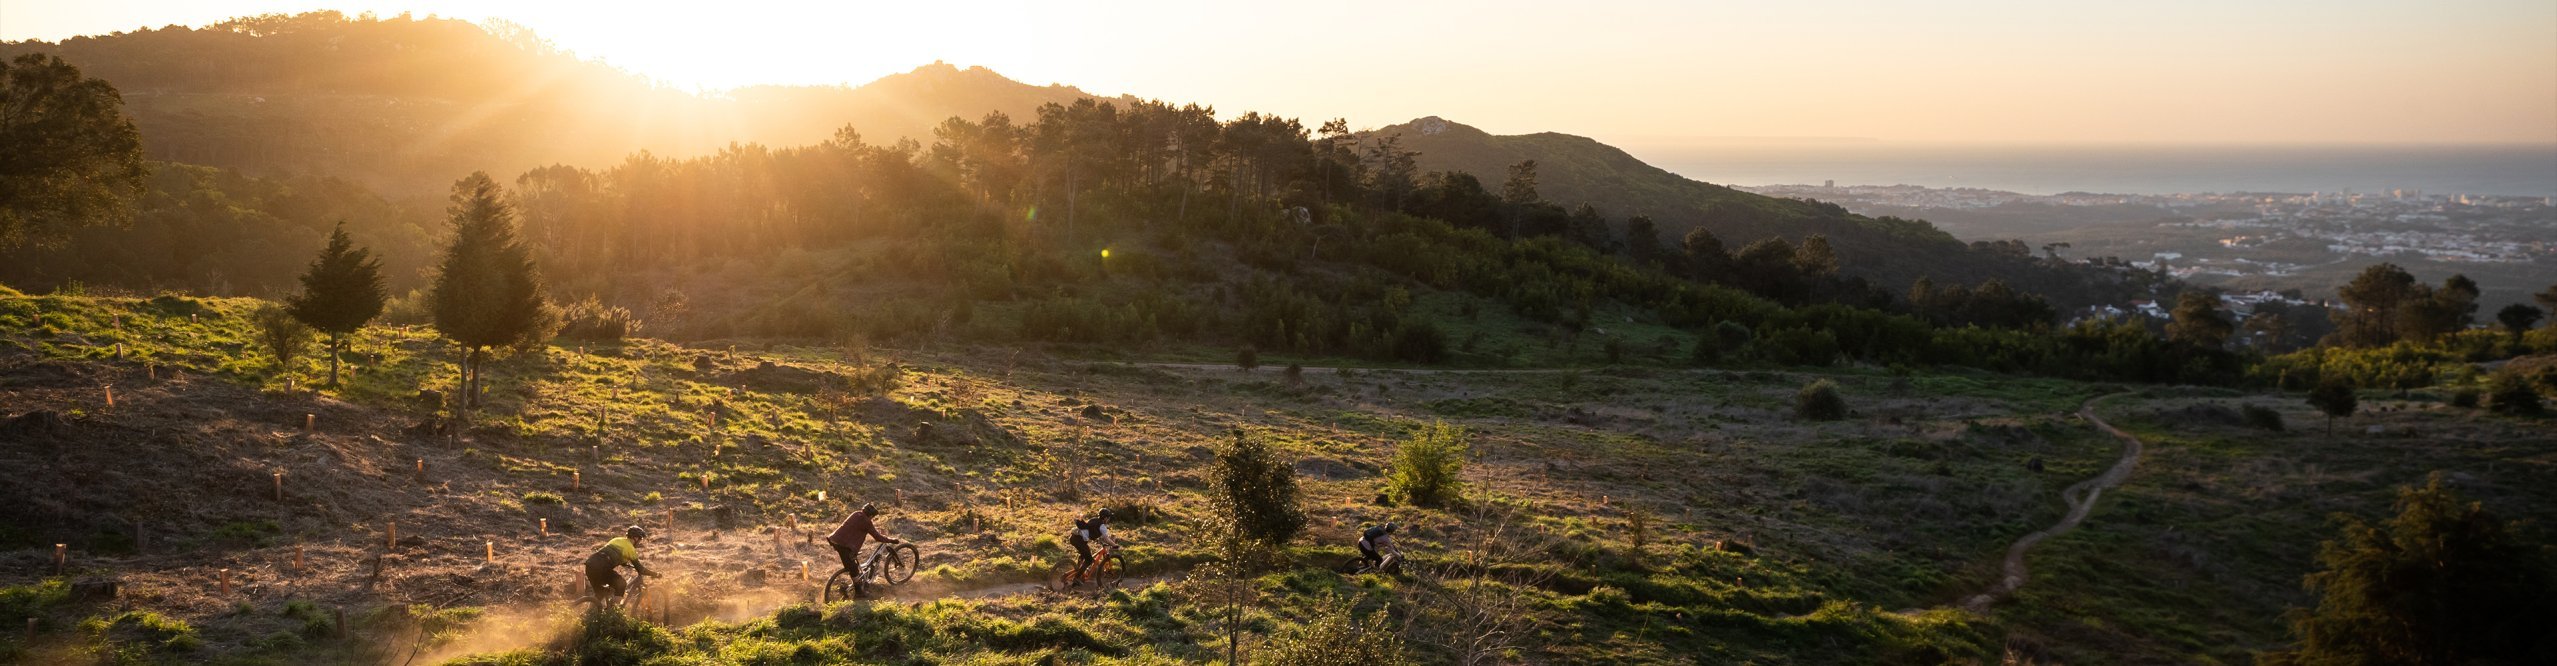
(5, 0), (2553, 146)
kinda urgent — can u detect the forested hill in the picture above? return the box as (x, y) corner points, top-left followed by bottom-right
(1366, 116), (2130, 305)
(0, 12), (1118, 194)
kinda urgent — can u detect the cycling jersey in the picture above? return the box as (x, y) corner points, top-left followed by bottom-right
(586, 536), (640, 569)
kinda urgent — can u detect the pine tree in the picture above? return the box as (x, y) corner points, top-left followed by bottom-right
(429, 172), (557, 425)
(2263, 473), (2556, 665)
(287, 222), (386, 386)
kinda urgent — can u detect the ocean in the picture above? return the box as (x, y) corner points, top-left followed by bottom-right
(1630, 143), (2557, 199)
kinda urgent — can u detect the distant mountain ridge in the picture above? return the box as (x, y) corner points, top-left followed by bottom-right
(0, 13), (1119, 193)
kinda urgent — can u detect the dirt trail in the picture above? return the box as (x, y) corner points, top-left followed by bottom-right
(1960, 393), (2143, 613)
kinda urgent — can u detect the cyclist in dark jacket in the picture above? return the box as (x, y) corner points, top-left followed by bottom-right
(1357, 522), (1400, 570)
(826, 502), (901, 577)
(1065, 508), (1118, 584)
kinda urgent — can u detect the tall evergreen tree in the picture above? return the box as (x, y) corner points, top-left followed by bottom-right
(287, 222), (387, 386)
(429, 172), (557, 425)
(0, 54), (145, 248)
(2167, 291), (2234, 349)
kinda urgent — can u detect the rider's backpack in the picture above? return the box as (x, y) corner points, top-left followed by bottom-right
(1071, 518), (1096, 540)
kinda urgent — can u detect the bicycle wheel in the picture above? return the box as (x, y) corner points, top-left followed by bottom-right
(821, 568), (859, 604)
(880, 543), (918, 585)
(1049, 559), (1086, 592)
(1094, 553), (1126, 588)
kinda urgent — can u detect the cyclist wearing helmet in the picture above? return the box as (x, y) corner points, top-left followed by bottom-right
(1066, 507), (1118, 584)
(1357, 522), (1400, 570)
(826, 502), (901, 579)
(586, 526), (656, 603)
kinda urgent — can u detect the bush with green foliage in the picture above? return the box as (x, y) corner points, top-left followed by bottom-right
(1210, 431), (1307, 546)
(1236, 344), (1260, 372)
(1387, 421), (1469, 507)
(250, 302), (313, 370)
(1795, 379), (1848, 421)
(2485, 370), (2544, 416)
(2242, 404), (2286, 432)
(2261, 473), (2557, 665)
(1257, 595), (1413, 666)
(556, 295), (638, 342)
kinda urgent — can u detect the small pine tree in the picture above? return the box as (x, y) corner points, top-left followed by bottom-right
(2308, 379), (2358, 436)
(1235, 344), (1260, 372)
(1795, 379), (1847, 421)
(286, 222), (386, 386)
(1388, 421), (1469, 507)
(1210, 430), (1307, 546)
(429, 173), (558, 424)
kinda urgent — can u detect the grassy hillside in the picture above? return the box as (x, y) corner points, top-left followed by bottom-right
(3, 291), (2547, 664)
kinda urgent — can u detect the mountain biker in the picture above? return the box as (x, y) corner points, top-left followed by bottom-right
(826, 502), (902, 582)
(1065, 507), (1119, 585)
(585, 526), (656, 605)
(1357, 522), (1400, 571)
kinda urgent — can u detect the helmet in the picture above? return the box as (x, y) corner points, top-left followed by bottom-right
(626, 525), (648, 540)
(1096, 508), (1116, 520)
(860, 502), (879, 515)
(1384, 522), (1398, 534)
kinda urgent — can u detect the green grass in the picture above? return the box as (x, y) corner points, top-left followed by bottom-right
(9, 292), (2543, 664)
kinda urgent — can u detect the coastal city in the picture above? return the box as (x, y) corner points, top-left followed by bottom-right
(1747, 182), (2557, 315)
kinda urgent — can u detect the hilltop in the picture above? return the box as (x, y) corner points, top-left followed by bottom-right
(0, 14), (1120, 194)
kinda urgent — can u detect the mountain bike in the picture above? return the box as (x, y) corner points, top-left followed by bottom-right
(584, 567), (648, 614)
(1338, 551), (1403, 575)
(822, 541), (919, 603)
(1049, 542), (1126, 592)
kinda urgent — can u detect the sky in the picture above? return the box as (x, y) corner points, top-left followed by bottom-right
(5, 0), (2554, 145)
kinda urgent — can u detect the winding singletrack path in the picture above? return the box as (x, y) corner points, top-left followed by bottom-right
(1961, 394), (2144, 612)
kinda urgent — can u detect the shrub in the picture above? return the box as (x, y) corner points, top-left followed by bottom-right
(251, 302), (314, 370)
(1257, 594), (1413, 666)
(1236, 344), (1260, 372)
(1210, 431), (1306, 545)
(2486, 370), (2544, 416)
(1794, 379), (1847, 421)
(1387, 421), (1469, 507)
(557, 296), (639, 342)
(2242, 404), (2286, 432)
(2449, 388), (2481, 409)
(2261, 473), (2556, 665)
(523, 491), (565, 506)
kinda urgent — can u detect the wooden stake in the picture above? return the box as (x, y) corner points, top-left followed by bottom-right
(288, 377), (297, 392)
(294, 544), (304, 571)
(304, 413), (315, 430)
(387, 522), (397, 549)
(218, 568), (231, 595)
(701, 475), (710, 491)
(416, 459), (424, 476)
(800, 560), (809, 581)
(149, 365), (156, 379)
(816, 491), (825, 503)
(103, 386), (114, 410)
(539, 518), (548, 536)
(665, 508), (674, 534)
(273, 471), (284, 501)
(572, 470), (581, 490)
(896, 488), (905, 507)
(486, 542), (495, 562)
(115, 342), (124, 359)
(53, 544), (65, 573)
